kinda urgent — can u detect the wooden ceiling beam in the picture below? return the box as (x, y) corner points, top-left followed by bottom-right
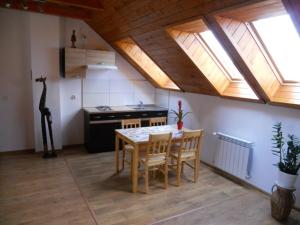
(90, 0), (259, 41)
(204, 15), (269, 103)
(48, 0), (103, 11)
(217, 0), (285, 22)
(0, 0), (91, 20)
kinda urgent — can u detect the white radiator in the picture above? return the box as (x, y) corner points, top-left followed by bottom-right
(213, 132), (253, 180)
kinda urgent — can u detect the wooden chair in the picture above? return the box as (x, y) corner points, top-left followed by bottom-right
(149, 117), (167, 126)
(122, 119), (141, 129)
(170, 130), (203, 186)
(121, 119), (141, 171)
(139, 132), (172, 193)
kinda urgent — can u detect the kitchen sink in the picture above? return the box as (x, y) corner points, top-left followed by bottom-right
(127, 105), (161, 110)
(131, 107), (146, 110)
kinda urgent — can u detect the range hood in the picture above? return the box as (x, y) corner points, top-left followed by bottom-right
(85, 50), (118, 71)
(85, 63), (118, 70)
(64, 48), (118, 78)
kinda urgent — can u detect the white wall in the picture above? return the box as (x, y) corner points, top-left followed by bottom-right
(60, 19), (155, 146)
(0, 9), (63, 152)
(0, 9), (34, 152)
(155, 88), (300, 207)
(0, 9), (155, 150)
(29, 13), (62, 151)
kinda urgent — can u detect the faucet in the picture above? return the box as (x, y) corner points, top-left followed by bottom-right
(138, 101), (144, 109)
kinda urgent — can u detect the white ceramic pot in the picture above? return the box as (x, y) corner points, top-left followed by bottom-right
(276, 170), (298, 189)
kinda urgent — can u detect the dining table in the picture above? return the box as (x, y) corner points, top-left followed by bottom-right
(115, 124), (190, 193)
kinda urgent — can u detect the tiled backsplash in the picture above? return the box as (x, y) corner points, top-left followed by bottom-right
(155, 88), (170, 108)
(82, 73), (155, 107)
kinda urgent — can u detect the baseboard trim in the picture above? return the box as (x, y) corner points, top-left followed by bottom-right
(0, 148), (35, 156)
(0, 145), (84, 155)
(200, 160), (300, 212)
(62, 144), (84, 149)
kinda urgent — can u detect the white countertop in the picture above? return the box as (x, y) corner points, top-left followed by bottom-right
(83, 105), (168, 114)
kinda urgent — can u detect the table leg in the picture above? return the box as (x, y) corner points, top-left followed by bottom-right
(115, 134), (120, 174)
(132, 143), (139, 193)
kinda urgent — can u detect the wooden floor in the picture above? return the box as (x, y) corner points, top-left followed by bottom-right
(1, 147), (300, 225)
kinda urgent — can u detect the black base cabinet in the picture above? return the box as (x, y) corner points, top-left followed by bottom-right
(84, 110), (168, 153)
(87, 122), (121, 153)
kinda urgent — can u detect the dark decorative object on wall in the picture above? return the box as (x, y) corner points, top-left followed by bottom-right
(71, 29), (77, 48)
(35, 76), (57, 158)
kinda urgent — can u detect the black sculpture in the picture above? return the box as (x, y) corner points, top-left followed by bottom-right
(35, 76), (57, 158)
(71, 30), (77, 48)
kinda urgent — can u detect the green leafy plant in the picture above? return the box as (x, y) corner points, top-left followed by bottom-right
(272, 122), (300, 175)
(170, 100), (190, 122)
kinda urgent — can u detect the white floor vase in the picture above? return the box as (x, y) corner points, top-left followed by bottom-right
(276, 170), (298, 189)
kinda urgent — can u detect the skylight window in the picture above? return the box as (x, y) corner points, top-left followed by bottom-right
(116, 38), (180, 90)
(199, 31), (244, 81)
(167, 21), (258, 100)
(253, 14), (300, 83)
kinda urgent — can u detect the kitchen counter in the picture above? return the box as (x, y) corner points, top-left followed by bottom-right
(84, 104), (169, 153)
(84, 105), (168, 114)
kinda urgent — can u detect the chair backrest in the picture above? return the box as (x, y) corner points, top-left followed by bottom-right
(178, 130), (204, 157)
(146, 132), (172, 160)
(121, 119), (141, 129)
(149, 117), (167, 126)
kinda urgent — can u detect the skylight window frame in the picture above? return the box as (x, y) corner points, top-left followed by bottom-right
(115, 37), (180, 91)
(208, 0), (300, 107)
(249, 15), (300, 84)
(166, 19), (259, 101)
(195, 32), (243, 82)
(245, 22), (287, 86)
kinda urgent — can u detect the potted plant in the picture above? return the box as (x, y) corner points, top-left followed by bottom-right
(272, 122), (300, 189)
(170, 100), (190, 130)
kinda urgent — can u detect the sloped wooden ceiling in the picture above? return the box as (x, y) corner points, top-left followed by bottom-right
(85, 0), (300, 104)
(86, 0), (263, 96)
(2, 0), (300, 107)
(0, 0), (102, 19)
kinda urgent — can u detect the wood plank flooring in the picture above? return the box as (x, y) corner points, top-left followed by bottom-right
(1, 147), (300, 225)
(0, 150), (97, 225)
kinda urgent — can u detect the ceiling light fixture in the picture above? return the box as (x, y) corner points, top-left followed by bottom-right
(38, 2), (44, 12)
(33, 0), (47, 12)
(21, 0), (29, 10)
(5, 0), (11, 8)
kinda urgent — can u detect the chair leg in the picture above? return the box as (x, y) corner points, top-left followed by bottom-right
(168, 157), (174, 170)
(145, 165), (149, 193)
(194, 159), (198, 183)
(164, 162), (168, 189)
(181, 161), (184, 173)
(130, 153), (133, 180)
(176, 159), (181, 186)
(122, 149), (125, 171)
